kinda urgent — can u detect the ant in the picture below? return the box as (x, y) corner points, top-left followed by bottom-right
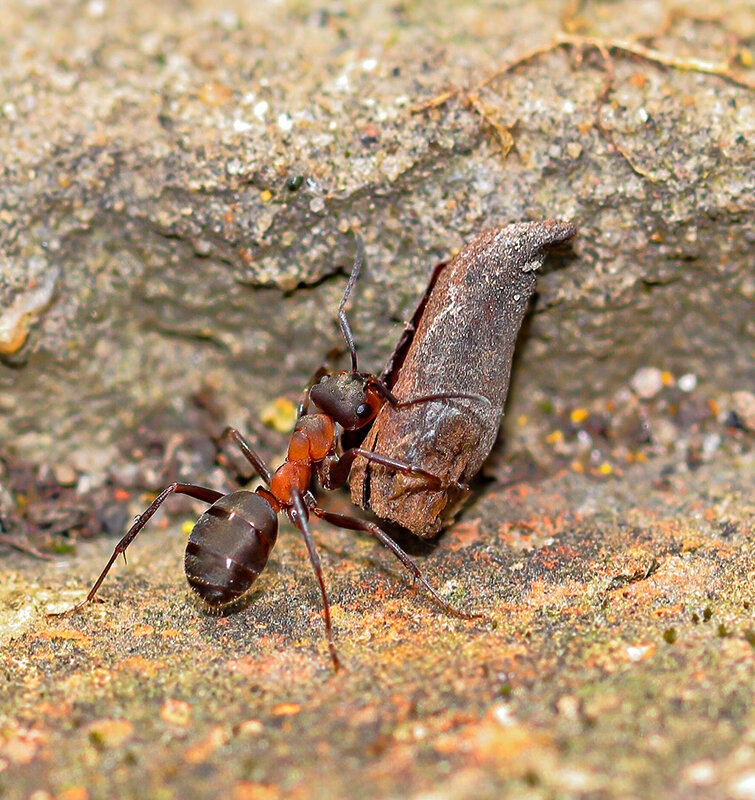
(51, 235), (488, 669)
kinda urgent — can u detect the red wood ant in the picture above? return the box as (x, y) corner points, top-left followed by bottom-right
(51, 235), (488, 669)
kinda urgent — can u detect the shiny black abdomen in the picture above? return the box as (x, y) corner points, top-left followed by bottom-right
(184, 490), (278, 606)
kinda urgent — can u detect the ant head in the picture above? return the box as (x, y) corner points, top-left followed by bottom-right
(309, 371), (384, 431)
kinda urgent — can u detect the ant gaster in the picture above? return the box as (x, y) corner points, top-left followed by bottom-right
(52, 235), (488, 669)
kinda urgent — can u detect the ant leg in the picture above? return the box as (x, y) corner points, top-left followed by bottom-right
(322, 447), (464, 493)
(311, 506), (481, 621)
(218, 427), (273, 485)
(50, 483), (223, 618)
(289, 490), (341, 671)
(296, 384), (315, 421)
(370, 379), (492, 411)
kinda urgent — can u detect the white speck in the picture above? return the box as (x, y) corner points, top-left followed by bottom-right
(87, 0), (106, 18)
(702, 433), (721, 457)
(362, 58), (378, 72)
(335, 73), (351, 91)
(225, 558), (234, 569)
(626, 644), (652, 662)
(2, 102), (17, 120)
(683, 759), (715, 785)
(513, 293), (520, 301)
(394, 95), (409, 106)
(216, 9), (239, 30)
(678, 373), (697, 392)
(233, 119), (253, 133)
(559, 767), (598, 791)
(225, 158), (242, 175)
(253, 100), (269, 119)
(491, 704), (517, 727)
(277, 113), (293, 132)
(562, 99), (575, 113)
(637, 107), (649, 123)
(733, 773), (755, 800)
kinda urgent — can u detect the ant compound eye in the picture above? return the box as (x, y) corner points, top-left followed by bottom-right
(356, 403), (372, 418)
(319, 375), (329, 383)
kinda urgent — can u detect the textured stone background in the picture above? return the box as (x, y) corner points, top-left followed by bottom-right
(0, 1), (753, 798)
(1, 0), (752, 462)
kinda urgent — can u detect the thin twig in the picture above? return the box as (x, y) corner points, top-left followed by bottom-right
(411, 29), (754, 114)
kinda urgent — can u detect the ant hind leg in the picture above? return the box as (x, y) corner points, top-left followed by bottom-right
(311, 506), (481, 621)
(218, 427), (273, 486)
(50, 482), (223, 618)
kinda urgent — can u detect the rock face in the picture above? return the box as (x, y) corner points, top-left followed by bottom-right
(0, 2), (752, 471)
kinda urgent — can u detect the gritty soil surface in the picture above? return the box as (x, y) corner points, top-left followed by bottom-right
(1, 1), (754, 799)
(1, 448), (753, 800)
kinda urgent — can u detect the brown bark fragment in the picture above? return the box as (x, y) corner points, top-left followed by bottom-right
(351, 220), (577, 537)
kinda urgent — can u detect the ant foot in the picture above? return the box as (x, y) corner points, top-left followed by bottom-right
(46, 597), (100, 619)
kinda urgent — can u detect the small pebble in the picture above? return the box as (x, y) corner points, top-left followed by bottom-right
(570, 408), (588, 423)
(160, 699), (192, 726)
(52, 464), (78, 486)
(630, 366), (664, 399)
(0, 391), (17, 412)
(701, 433), (721, 458)
(731, 391), (755, 431)
(198, 81), (232, 106)
(678, 373), (698, 392)
(260, 397), (296, 432)
(87, 719), (134, 749)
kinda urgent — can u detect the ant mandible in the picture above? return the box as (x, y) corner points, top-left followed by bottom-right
(52, 235), (488, 669)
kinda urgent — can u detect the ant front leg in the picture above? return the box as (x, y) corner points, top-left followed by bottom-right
(311, 506), (481, 621)
(50, 483), (223, 618)
(319, 447), (466, 496)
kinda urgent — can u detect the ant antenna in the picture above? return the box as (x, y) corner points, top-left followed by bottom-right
(338, 233), (363, 373)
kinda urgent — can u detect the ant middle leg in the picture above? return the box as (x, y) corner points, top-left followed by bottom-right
(50, 482), (223, 618)
(311, 506), (481, 621)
